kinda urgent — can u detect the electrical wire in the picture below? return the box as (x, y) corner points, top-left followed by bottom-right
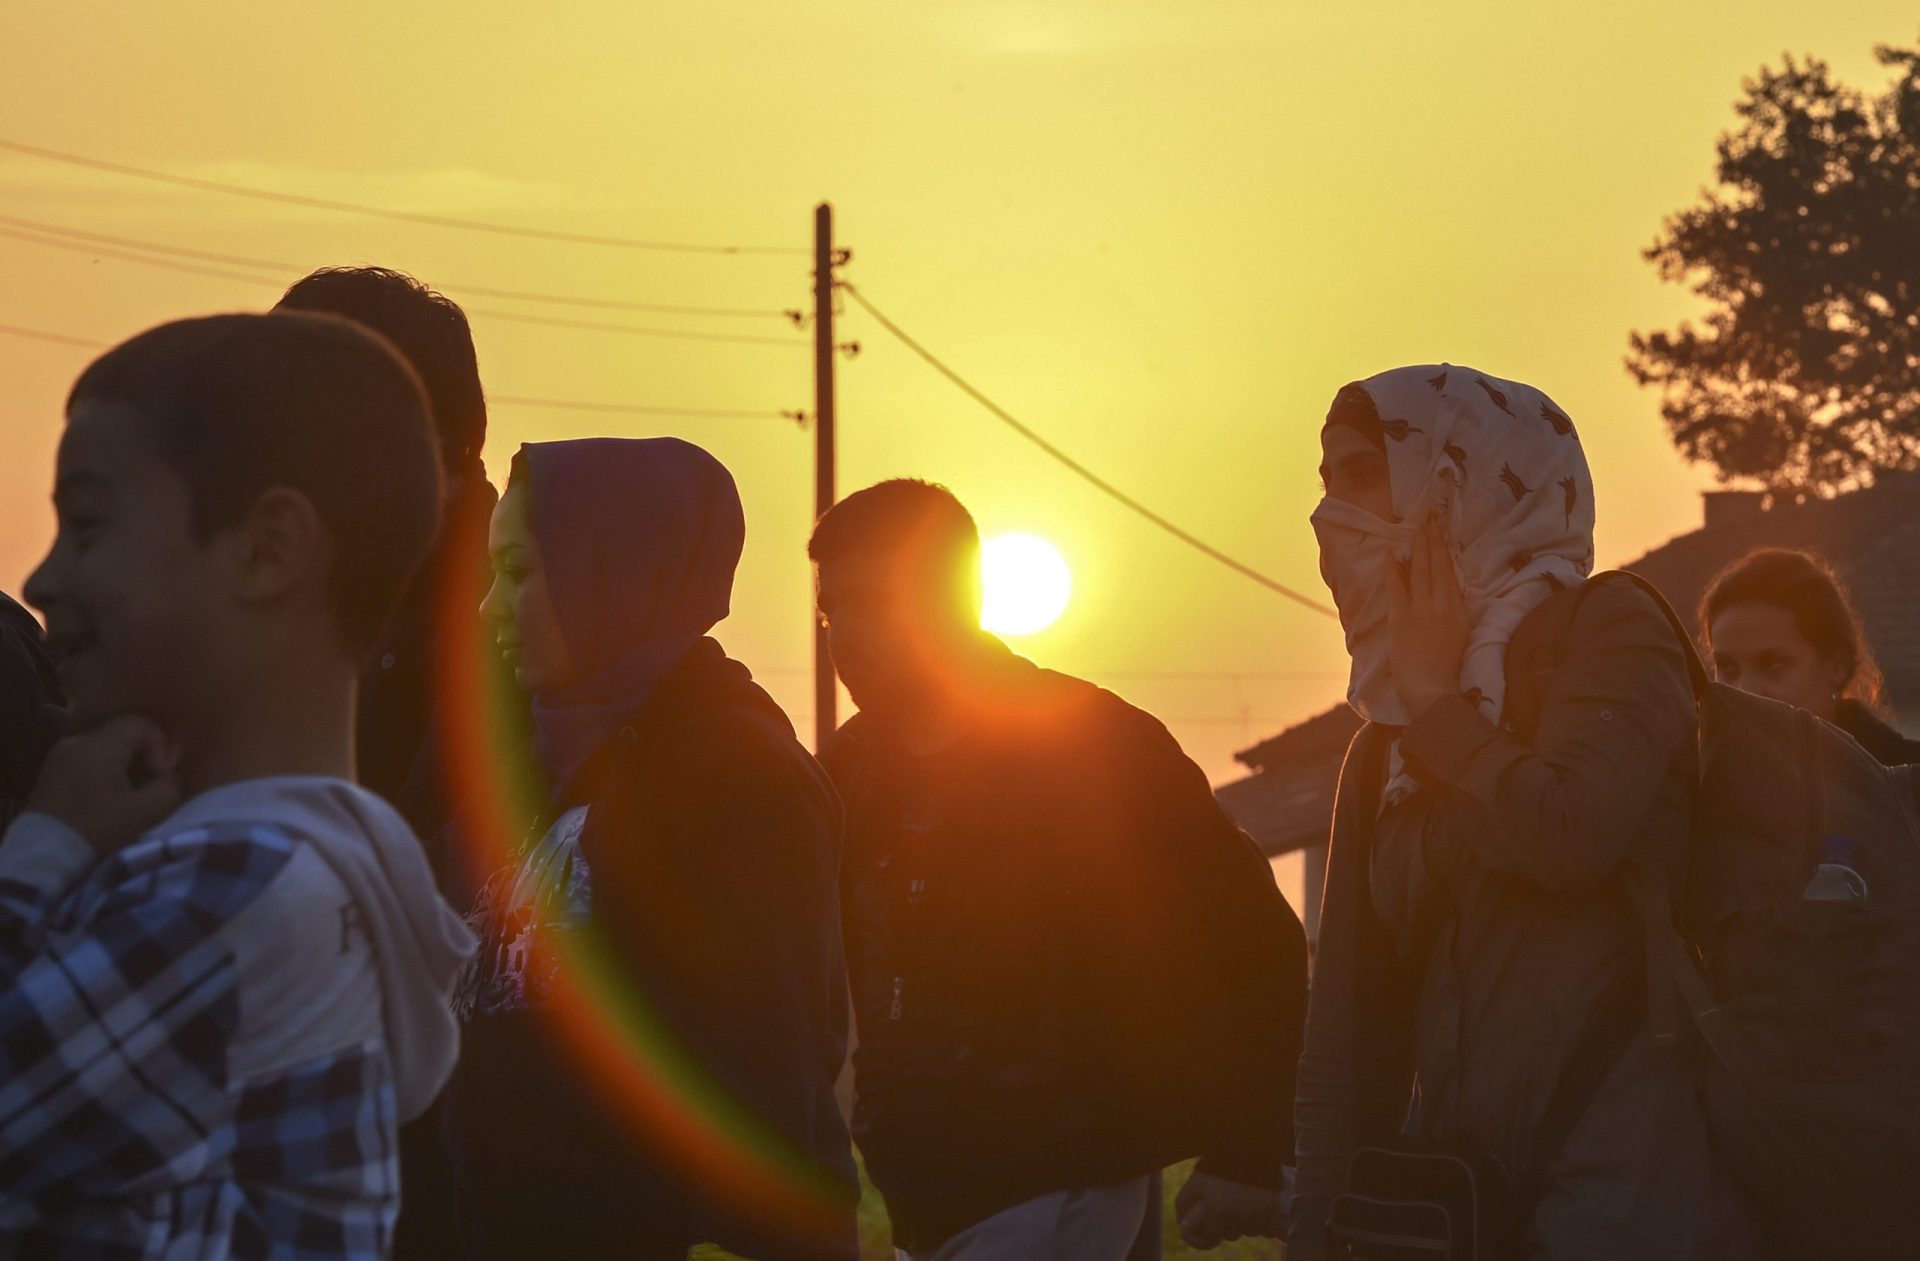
(0, 213), (785, 318)
(0, 321), (108, 350)
(0, 137), (807, 256)
(465, 306), (805, 346)
(0, 324), (800, 418)
(0, 226), (808, 347)
(490, 395), (795, 421)
(839, 282), (1338, 617)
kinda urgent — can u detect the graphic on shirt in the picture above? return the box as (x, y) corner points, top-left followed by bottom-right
(452, 805), (593, 1019)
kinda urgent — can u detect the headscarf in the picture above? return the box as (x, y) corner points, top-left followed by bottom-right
(1311, 364), (1596, 803)
(517, 437), (746, 792)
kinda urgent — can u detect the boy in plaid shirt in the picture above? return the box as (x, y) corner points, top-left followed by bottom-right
(1, 313), (476, 1258)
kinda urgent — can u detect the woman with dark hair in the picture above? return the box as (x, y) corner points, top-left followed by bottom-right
(445, 438), (858, 1261)
(1291, 367), (1753, 1259)
(1701, 547), (1919, 765)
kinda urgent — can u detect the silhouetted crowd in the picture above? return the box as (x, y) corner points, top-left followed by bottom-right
(2, 268), (1916, 1261)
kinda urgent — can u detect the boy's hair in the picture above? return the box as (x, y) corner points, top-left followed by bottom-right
(275, 266), (486, 472)
(68, 312), (442, 652)
(809, 479), (982, 606)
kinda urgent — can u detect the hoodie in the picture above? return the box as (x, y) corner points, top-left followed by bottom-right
(0, 775), (475, 1259)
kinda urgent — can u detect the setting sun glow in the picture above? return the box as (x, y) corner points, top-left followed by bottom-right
(980, 532), (1072, 637)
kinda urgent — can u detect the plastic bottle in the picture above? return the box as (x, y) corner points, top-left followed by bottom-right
(1804, 835), (1869, 903)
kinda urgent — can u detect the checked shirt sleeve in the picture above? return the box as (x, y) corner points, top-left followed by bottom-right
(0, 816), (279, 1217)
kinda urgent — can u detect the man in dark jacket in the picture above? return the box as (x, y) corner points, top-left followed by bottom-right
(276, 267), (523, 1261)
(811, 480), (1307, 1258)
(275, 266), (520, 877)
(0, 592), (64, 828)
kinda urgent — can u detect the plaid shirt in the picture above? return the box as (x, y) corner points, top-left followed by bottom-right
(0, 814), (398, 1259)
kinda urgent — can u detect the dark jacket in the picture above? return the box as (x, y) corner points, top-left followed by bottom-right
(828, 644), (1307, 1251)
(375, 477), (527, 1261)
(0, 593), (63, 829)
(1291, 579), (1755, 1260)
(444, 639), (857, 1261)
(1834, 699), (1920, 767)
(358, 473), (517, 893)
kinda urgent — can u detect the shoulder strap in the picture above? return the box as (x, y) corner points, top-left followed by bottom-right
(1512, 961), (1644, 1230)
(1582, 572), (1712, 696)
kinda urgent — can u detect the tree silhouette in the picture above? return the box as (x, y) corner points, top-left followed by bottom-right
(1627, 38), (1920, 498)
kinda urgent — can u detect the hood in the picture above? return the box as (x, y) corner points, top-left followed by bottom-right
(1314, 364), (1596, 728)
(516, 437), (746, 792)
(165, 776), (477, 1120)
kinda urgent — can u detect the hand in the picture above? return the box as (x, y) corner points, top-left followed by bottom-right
(1387, 517), (1470, 720)
(1176, 1169), (1288, 1250)
(28, 715), (181, 853)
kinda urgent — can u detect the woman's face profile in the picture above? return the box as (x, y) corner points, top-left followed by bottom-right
(1708, 600), (1843, 721)
(1318, 424), (1395, 521)
(480, 481), (576, 697)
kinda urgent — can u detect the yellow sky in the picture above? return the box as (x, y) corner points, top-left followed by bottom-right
(2, 1), (1915, 800)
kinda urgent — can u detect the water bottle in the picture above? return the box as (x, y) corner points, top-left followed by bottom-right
(1804, 836), (1869, 903)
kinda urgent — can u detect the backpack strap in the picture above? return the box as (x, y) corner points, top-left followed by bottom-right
(1595, 570), (1770, 1070)
(1580, 572), (1712, 697)
(1624, 861), (1743, 1066)
(1510, 957), (1645, 1229)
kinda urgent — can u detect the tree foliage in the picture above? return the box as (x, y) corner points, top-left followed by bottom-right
(1628, 38), (1920, 497)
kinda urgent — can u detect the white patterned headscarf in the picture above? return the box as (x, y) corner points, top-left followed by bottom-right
(1312, 364), (1596, 802)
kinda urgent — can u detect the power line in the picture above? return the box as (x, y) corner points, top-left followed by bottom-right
(0, 213), (785, 318)
(0, 325), (798, 419)
(0, 223), (277, 285)
(491, 395), (796, 421)
(466, 306), (805, 346)
(0, 226), (808, 347)
(1091, 669), (1346, 681)
(0, 137), (806, 256)
(0, 321), (107, 350)
(839, 282), (1338, 618)
(756, 664), (1338, 681)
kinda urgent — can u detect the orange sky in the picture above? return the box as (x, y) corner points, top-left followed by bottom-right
(3, 2), (1915, 843)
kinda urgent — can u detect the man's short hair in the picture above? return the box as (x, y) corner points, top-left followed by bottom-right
(275, 267), (486, 471)
(809, 480), (981, 595)
(69, 312), (442, 652)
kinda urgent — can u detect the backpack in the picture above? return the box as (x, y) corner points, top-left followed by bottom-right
(1537, 572), (1920, 1260)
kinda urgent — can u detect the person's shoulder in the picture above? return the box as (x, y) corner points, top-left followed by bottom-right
(996, 666), (1195, 783)
(93, 815), (306, 923)
(1034, 667), (1170, 746)
(1533, 572), (1680, 653)
(649, 690), (838, 826)
(664, 688), (814, 773)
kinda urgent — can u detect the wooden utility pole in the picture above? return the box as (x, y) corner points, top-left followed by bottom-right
(812, 202), (838, 753)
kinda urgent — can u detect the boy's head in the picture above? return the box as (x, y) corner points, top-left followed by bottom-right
(274, 266), (486, 483)
(26, 312), (441, 731)
(809, 479), (984, 715)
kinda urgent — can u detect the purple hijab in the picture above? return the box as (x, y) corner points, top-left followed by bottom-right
(516, 437), (745, 792)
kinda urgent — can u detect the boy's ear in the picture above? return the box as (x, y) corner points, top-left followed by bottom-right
(234, 485), (333, 610)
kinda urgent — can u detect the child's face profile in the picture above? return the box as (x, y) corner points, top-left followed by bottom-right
(480, 481), (574, 697)
(27, 402), (229, 731)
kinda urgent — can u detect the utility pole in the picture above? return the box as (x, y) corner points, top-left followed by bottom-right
(812, 202), (838, 754)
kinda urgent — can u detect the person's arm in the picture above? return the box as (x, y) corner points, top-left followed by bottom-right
(1287, 730), (1418, 1261)
(0, 815), (249, 1224)
(1398, 580), (1695, 892)
(1067, 699), (1305, 1192)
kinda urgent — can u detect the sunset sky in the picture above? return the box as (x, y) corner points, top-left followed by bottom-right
(3, 0), (1915, 856)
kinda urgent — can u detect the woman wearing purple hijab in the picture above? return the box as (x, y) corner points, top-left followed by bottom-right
(444, 438), (858, 1261)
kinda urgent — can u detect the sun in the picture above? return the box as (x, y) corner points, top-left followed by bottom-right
(980, 533), (1073, 637)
